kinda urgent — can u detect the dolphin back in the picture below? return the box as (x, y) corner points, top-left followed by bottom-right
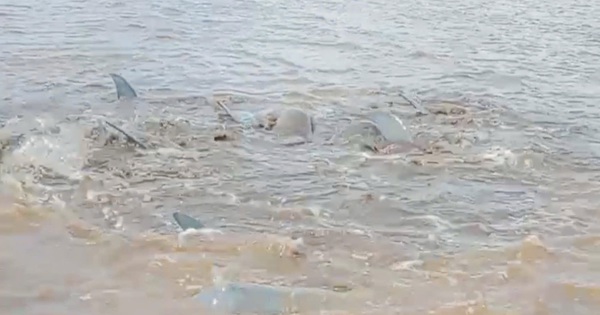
(195, 282), (347, 314)
(272, 108), (313, 141)
(196, 282), (288, 314)
(109, 73), (138, 99)
(366, 111), (412, 144)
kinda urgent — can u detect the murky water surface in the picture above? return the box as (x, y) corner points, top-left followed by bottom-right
(1, 0), (600, 314)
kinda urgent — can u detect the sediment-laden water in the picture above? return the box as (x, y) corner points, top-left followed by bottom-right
(1, 0), (600, 314)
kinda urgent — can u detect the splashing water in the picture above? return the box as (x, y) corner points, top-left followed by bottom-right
(4, 118), (89, 181)
(238, 112), (259, 129)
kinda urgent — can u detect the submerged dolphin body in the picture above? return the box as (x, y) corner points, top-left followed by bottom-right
(216, 101), (315, 144)
(169, 212), (348, 314)
(365, 111), (412, 144)
(271, 107), (314, 143)
(195, 281), (346, 315)
(343, 110), (420, 153)
(0, 73), (146, 157)
(104, 73), (147, 148)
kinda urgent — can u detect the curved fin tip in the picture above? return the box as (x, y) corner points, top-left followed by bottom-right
(173, 211), (204, 231)
(109, 73), (138, 99)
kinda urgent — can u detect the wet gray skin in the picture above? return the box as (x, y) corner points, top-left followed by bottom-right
(216, 101), (315, 144)
(270, 107), (315, 143)
(170, 212), (346, 314)
(172, 211), (204, 230)
(109, 73), (138, 99)
(104, 73), (147, 148)
(195, 281), (346, 315)
(341, 120), (384, 142)
(365, 111), (412, 144)
(343, 110), (421, 153)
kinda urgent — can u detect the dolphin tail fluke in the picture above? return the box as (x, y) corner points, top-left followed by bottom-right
(109, 73), (138, 99)
(173, 211), (204, 231)
(104, 120), (147, 149)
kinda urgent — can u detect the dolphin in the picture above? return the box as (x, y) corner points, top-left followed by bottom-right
(0, 73), (146, 157)
(169, 212), (350, 314)
(195, 281), (349, 315)
(270, 107), (315, 143)
(104, 73), (147, 149)
(342, 110), (423, 154)
(171, 211), (303, 255)
(172, 211), (204, 230)
(365, 111), (412, 144)
(216, 101), (315, 144)
(171, 211), (218, 245)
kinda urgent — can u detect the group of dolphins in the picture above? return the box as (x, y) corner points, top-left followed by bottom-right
(0, 73), (429, 314)
(0, 71), (429, 163)
(106, 73), (425, 154)
(172, 211), (353, 314)
(106, 74), (431, 313)
(106, 73), (428, 313)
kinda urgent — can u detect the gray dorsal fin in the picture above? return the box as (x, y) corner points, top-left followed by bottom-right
(109, 73), (138, 99)
(173, 212), (204, 231)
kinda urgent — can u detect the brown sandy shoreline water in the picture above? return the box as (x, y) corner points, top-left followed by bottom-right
(2, 0), (600, 314)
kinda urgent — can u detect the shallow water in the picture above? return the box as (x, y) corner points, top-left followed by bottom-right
(1, 0), (600, 314)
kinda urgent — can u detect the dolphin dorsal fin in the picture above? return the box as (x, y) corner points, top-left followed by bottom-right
(109, 73), (138, 99)
(173, 211), (204, 231)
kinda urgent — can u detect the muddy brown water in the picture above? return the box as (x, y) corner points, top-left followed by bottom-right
(2, 0), (600, 314)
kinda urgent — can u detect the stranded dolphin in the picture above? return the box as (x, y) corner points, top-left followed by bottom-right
(170, 212), (351, 315)
(342, 110), (423, 154)
(195, 281), (349, 315)
(216, 100), (315, 144)
(0, 73), (147, 157)
(172, 211), (204, 230)
(104, 73), (147, 148)
(365, 111), (412, 144)
(270, 107), (315, 143)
